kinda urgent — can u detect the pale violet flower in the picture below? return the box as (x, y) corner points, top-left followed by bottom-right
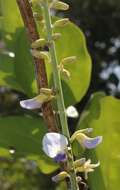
(20, 89), (54, 110)
(66, 106), (79, 118)
(42, 132), (68, 162)
(20, 97), (42, 110)
(83, 135), (102, 149)
(71, 129), (102, 149)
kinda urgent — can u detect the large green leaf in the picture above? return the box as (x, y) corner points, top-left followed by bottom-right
(77, 94), (120, 190)
(0, 0), (23, 33)
(0, 116), (58, 174)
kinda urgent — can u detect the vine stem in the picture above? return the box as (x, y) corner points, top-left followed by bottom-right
(42, 1), (79, 189)
(16, 0), (57, 132)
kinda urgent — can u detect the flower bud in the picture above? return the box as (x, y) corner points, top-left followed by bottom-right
(52, 171), (70, 182)
(58, 64), (71, 80)
(60, 56), (77, 65)
(31, 50), (51, 63)
(51, 1), (69, 11)
(75, 159), (100, 179)
(31, 38), (46, 49)
(66, 106), (79, 118)
(74, 158), (86, 168)
(52, 33), (62, 41)
(40, 88), (53, 95)
(53, 18), (69, 28)
(61, 68), (71, 80)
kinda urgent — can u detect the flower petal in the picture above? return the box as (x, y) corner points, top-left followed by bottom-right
(54, 153), (67, 162)
(90, 161), (100, 168)
(20, 98), (41, 110)
(66, 106), (79, 118)
(83, 136), (103, 149)
(74, 158), (86, 168)
(80, 128), (93, 134)
(52, 171), (69, 182)
(71, 128), (94, 142)
(42, 132), (68, 158)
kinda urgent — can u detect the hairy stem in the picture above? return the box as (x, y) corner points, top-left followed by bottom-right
(42, 1), (79, 189)
(16, 0), (57, 132)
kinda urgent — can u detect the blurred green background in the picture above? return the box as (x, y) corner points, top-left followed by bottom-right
(0, 0), (120, 189)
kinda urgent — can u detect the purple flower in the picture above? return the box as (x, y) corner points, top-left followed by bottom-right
(42, 132), (68, 162)
(71, 130), (103, 149)
(20, 89), (54, 110)
(54, 153), (67, 162)
(20, 98), (42, 110)
(83, 136), (103, 149)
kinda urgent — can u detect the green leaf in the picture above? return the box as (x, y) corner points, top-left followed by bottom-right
(0, 0), (23, 90)
(0, 0), (23, 33)
(0, 54), (22, 90)
(77, 94), (120, 190)
(78, 92), (106, 128)
(0, 116), (58, 174)
(54, 21), (92, 106)
(0, 0), (25, 90)
(14, 29), (37, 96)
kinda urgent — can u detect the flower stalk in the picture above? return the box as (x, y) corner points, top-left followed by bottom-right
(42, 1), (78, 189)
